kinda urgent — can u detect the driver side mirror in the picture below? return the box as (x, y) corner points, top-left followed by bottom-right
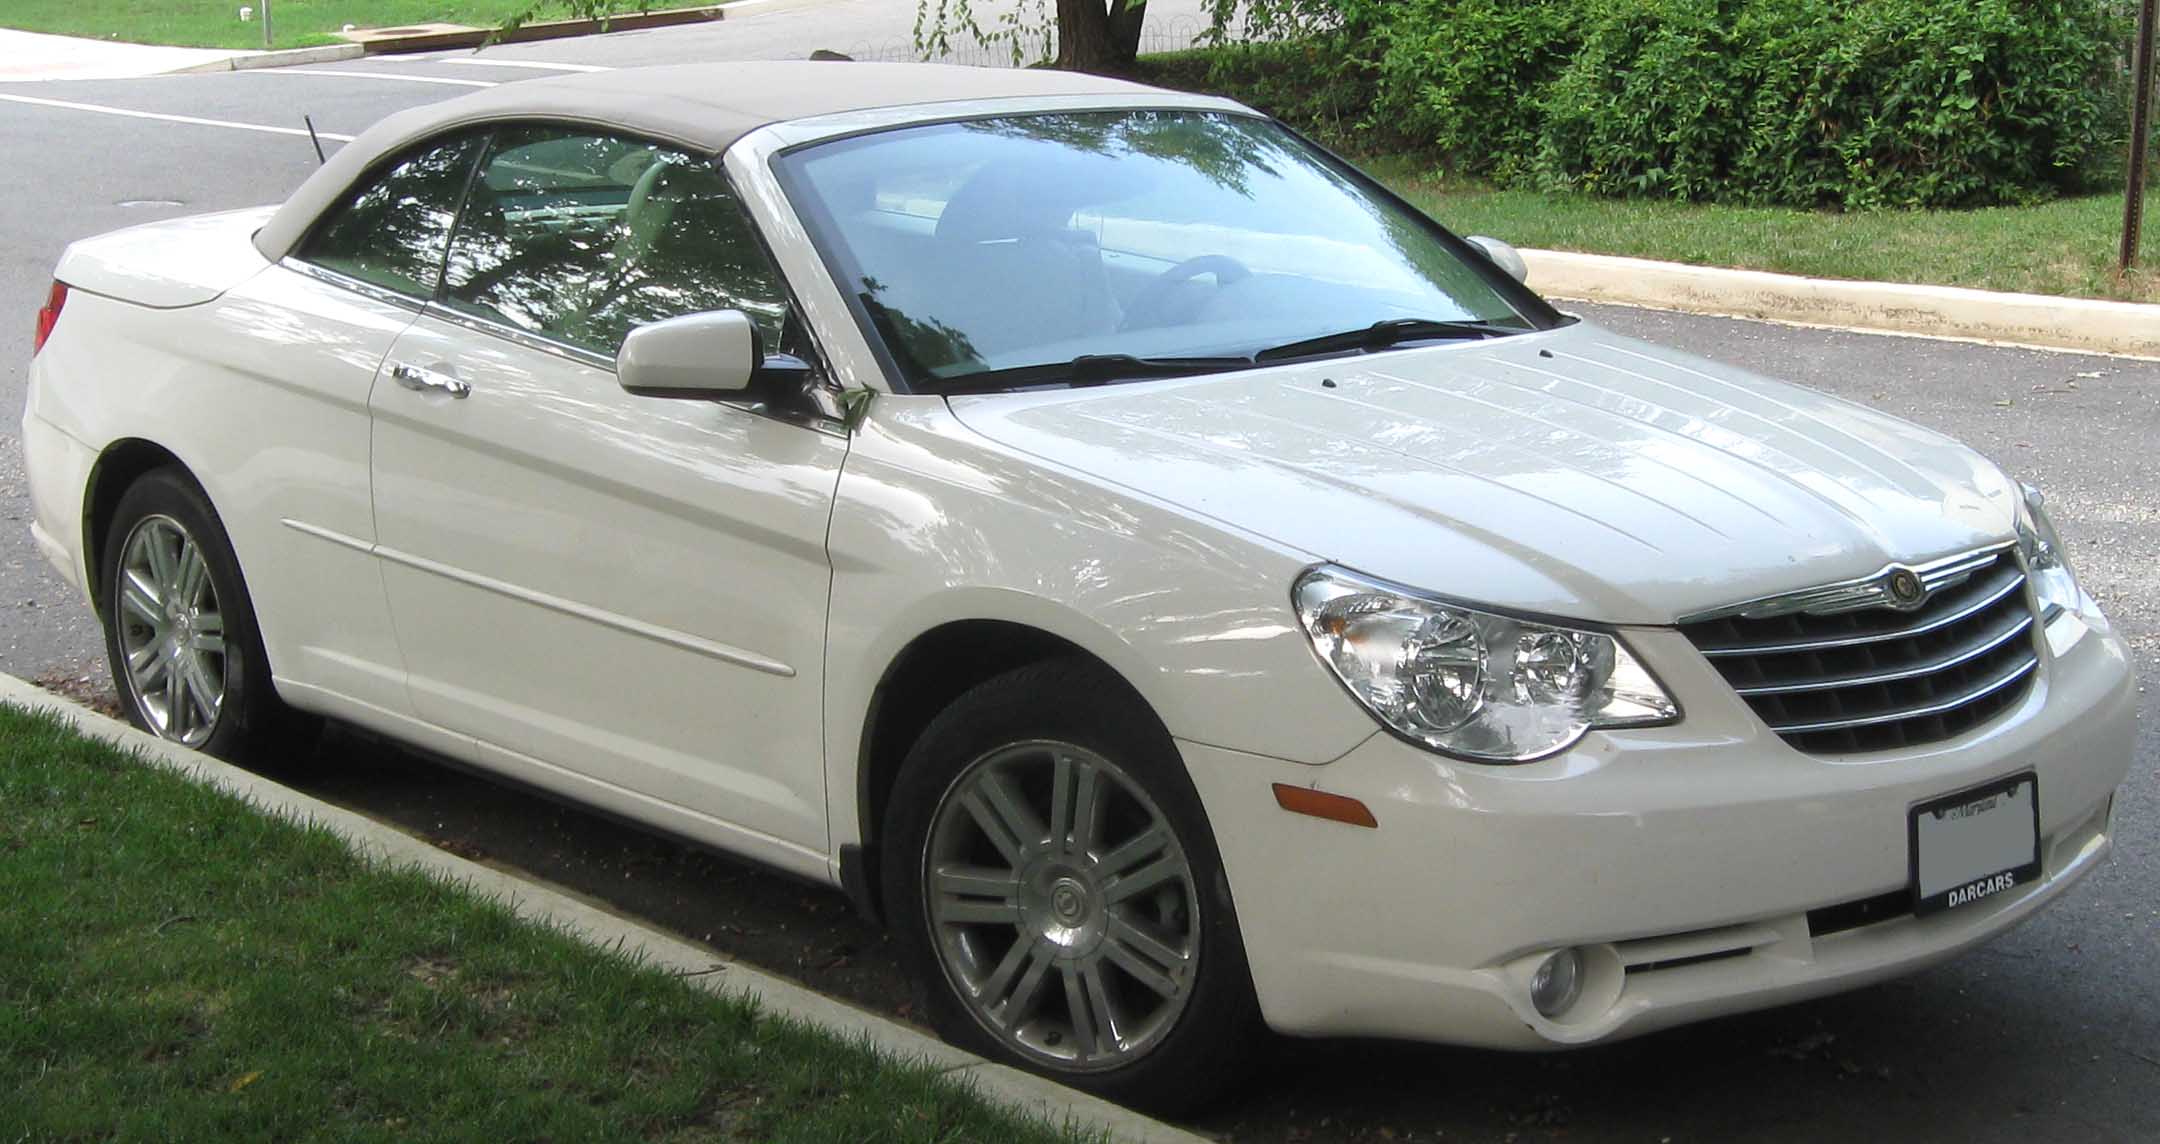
(617, 310), (760, 399)
(1465, 235), (1529, 285)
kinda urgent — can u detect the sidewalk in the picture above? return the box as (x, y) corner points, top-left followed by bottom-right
(0, 28), (252, 82)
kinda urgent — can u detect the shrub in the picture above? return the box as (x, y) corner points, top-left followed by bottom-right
(1729, 0), (2123, 207)
(1136, 38), (1380, 150)
(1158, 0), (2132, 209)
(1373, 0), (1586, 185)
(1531, 0), (1751, 200)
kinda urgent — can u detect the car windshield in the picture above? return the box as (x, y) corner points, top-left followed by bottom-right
(777, 109), (1547, 390)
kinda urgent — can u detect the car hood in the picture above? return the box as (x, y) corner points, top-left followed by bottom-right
(945, 321), (2019, 624)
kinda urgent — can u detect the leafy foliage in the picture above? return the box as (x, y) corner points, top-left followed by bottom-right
(911, 0), (1339, 69)
(494, 0), (649, 41)
(1138, 37), (1378, 149)
(1370, 0), (1588, 187)
(915, 0), (1061, 66)
(1723, 0), (2123, 208)
(1148, 0), (2132, 209)
(1531, 0), (1751, 201)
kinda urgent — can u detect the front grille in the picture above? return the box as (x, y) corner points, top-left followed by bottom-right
(1681, 550), (2039, 754)
(1806, 889), (1912, 937)
(1614, 921), (1781, 975)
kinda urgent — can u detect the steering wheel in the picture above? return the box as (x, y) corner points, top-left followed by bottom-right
(1120, 254), (1253, 331)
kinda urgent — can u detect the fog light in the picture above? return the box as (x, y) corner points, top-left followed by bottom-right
(1530, 948), (1583, 1018)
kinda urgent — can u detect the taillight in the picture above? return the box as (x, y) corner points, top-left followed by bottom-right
(33, 281), (68, 357)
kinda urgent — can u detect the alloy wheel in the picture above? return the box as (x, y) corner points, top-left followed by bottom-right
(924, 740), (1200, 1072)
(115, 514), (226, 747)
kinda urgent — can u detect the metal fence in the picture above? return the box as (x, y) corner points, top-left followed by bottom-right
(818, 12), (1222, 67)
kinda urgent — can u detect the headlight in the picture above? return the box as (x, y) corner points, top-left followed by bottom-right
(1293, 566), (1677, 762)
(2015, 482), (2081, 618)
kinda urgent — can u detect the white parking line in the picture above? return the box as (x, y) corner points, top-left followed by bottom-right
(0, 92), (357, 141)
(271, 69), (498, 88)
(425, 58), (612, 72)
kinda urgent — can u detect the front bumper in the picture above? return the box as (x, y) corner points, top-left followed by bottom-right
(1182, 615), (2136, 1049)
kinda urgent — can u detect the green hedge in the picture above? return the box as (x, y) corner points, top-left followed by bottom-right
(1147, 0), (2130, 209)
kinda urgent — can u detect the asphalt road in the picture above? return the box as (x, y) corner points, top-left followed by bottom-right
(1, 11), (2154, 1142)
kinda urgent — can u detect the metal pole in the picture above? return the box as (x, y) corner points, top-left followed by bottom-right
(2122, 0), (2156, 270)
(262, 0), (273, 49)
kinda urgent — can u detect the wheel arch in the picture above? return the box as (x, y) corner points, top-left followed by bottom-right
(849, 616), (1174, 925)
(81, 437), (192, 620)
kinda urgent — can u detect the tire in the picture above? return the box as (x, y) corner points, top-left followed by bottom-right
(881, 657), (1264, 1114)
(99, 467), (313, 763)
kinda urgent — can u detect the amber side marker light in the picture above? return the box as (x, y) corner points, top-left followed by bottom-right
(1271, 783), (1378, 828)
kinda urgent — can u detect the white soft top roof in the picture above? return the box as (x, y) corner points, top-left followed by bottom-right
(253, 61), (1163, 261)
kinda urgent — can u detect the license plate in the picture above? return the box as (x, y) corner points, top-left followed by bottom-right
(1909, 772), (2040, 916)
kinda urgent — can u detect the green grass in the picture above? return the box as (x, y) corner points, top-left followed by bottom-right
(1375, 161), (2160, 304)
(0, 704), (1089, 1143)
(0, 2), (631, 51)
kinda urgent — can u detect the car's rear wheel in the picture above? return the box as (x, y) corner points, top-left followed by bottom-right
(100, 468), (310, 761)
(882, 658), (1262, 1113)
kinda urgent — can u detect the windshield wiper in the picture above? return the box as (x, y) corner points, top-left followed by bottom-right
(1252, 317), (1524, 364)
(928, 321), (1522, 394)
(933, 353), (1256, 395)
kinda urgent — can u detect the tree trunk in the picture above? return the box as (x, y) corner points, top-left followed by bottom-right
(1056, 0), (1145, 74)
(1109, 0), (1148, 63)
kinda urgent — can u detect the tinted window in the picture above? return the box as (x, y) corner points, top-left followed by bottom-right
(299, 134), (484, 298)
(442, 126), (789, 356)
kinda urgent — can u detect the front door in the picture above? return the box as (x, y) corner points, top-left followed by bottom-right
(368, 125), (846, 857)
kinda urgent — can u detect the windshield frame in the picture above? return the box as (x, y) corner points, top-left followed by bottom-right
(769, 106), (1566, 395)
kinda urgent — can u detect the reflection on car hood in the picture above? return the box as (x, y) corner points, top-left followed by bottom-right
(946, 321), (2019, 624)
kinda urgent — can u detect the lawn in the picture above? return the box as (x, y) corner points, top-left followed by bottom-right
(0, 1), (629, 51)
(1380, 164), (2160, 305)
(0, 704), (1088, 1143)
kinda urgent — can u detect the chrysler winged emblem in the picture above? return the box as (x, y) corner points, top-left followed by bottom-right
(1885, 567), (1927, 609)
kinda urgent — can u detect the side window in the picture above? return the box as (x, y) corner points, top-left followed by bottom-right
(442, 126), (791, 357)
(298, 134), (484, 298)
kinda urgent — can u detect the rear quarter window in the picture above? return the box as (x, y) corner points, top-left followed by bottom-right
(296, 133), (485, 299)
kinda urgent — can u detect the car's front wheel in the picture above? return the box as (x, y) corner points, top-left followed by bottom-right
(882, 658), (1262, 1113)
(99, 467), (308, 761)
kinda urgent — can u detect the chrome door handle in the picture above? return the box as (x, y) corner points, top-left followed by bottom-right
(390, 362), (471, 398)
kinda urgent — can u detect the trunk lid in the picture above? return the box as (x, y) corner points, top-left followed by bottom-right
(55, 206), (278, 309)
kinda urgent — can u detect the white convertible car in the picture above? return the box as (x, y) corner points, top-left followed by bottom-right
(23, 63), (2135, 1109)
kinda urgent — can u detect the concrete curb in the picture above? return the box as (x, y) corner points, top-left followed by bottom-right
(161, 2), (725, 72)
(713, 0), (849, 18)
(1522, 248), (2160, 361)
(357, 7), (725, 55)
(0, 672), (1206, 1144)
(168, 43), (365, 74)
